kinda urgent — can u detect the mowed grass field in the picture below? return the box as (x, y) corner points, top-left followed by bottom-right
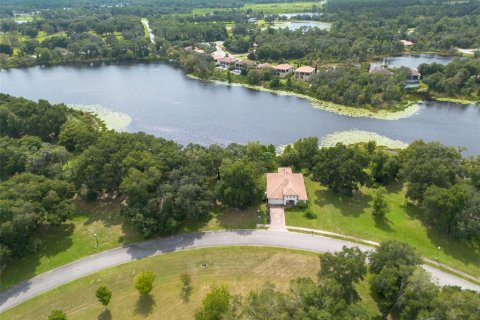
(1, 247), (380, 320)
(192, 1), (320, 15)
(0, 198), (266, 290)
(285, 178), (480, 278)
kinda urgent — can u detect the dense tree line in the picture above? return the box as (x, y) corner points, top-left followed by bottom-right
(193, 241), (480, 320)
(0, 94), (68, 140)
(310, 65), (410, 107)
(324, 0), (480, 52)
(419, 59), (480, 99)
(0, 173), (74, 270)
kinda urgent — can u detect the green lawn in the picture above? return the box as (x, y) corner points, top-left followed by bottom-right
(1, 199), (265, 290)
(1, 247), (380, 320)
(181, 203), (267, 233)
(35, 31), (67, 42)
(242, 1), (320, 13)
(192, 1), (320, 15)
(285, 178), (480, 278)
(13, 16), (34, 21)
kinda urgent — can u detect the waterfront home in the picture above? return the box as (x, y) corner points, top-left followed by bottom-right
(235, 59), (256, 71)
(408, 68), (420, 81)
(294, 66), (316, 81)
(212, 52), (226, 65)
(406, 68), (421, 87)
(274, 64), (294, 78)
(218, 56), (237, 69)
(266, 167), (308, 206)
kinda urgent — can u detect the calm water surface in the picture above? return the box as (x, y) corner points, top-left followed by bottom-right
(1, 63), (479, 154)
(272, 20), (331, 30)
(371, 54), (454, 70)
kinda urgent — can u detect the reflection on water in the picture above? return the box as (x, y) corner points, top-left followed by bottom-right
(271, 20), (331, 31)
(370, 54), (454, 70)
(1, 63), (479, 154)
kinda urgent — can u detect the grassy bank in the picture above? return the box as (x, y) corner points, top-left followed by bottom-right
(0, 199), (266, 290)
(1, 247), (380, 320)
(285, 178), (480, 278)
(431, 95), (479, 105)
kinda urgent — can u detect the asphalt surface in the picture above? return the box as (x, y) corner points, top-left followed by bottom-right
(1, 230), (479, 312)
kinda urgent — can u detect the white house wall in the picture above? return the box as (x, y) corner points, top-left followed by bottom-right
(268, 199), (284, 205)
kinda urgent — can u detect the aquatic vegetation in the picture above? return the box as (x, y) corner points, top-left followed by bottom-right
(67, 104), (132, 131)
(320, 130), (409, 149)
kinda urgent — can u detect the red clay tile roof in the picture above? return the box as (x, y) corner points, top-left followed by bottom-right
(212, 52), (226, 60)
(266, 168), (308, 201)
(295, 66), (315, 73)
(274, 64), (293, 71)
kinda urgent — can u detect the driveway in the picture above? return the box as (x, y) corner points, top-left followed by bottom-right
(1, 230), (479, 312)
(269, 206), (287, 231)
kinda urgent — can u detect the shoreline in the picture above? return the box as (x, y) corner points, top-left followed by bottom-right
(187, 74), (421, 120)
(67, 104), (132, 131)
(431, 96), (479, 105)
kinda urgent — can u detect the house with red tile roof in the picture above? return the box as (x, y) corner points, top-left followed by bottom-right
(294, 66), (316, 81)
(274, 64), (294, 78)
(218, 56), (237, 69)
(266, 168), (308, 206)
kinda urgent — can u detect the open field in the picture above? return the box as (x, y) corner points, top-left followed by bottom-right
(1, 247), (380, 320)
(0, 198), (266, 290)
(285, 178), (480, 278)
(192, 1), (320, 15)
(242, 1), (321, 13)
(35, 31), (68, 42)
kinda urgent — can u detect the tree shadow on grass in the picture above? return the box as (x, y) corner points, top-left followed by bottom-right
(0, 223), (74, 290)
(314, 189), (372, 217)
(98, 309), (112, 320)
(373, 216), (394, 233)
(76, 195), (124, 229)
(181, 285), (193, 304)
(73, 195), (144, 244)
(425, 227), (480, 270)
(402, 202), (480, 272)
(135, 294), (156, 316)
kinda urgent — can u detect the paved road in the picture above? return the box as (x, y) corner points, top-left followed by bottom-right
(1, 230), (479, 312)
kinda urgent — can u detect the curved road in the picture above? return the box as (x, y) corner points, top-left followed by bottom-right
(1, 230), (479, 312)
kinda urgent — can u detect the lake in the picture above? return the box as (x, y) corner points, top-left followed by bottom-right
(370, 54), (454, 70)
(271, 20), (331, 31)
(1, 63), (479, 154)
